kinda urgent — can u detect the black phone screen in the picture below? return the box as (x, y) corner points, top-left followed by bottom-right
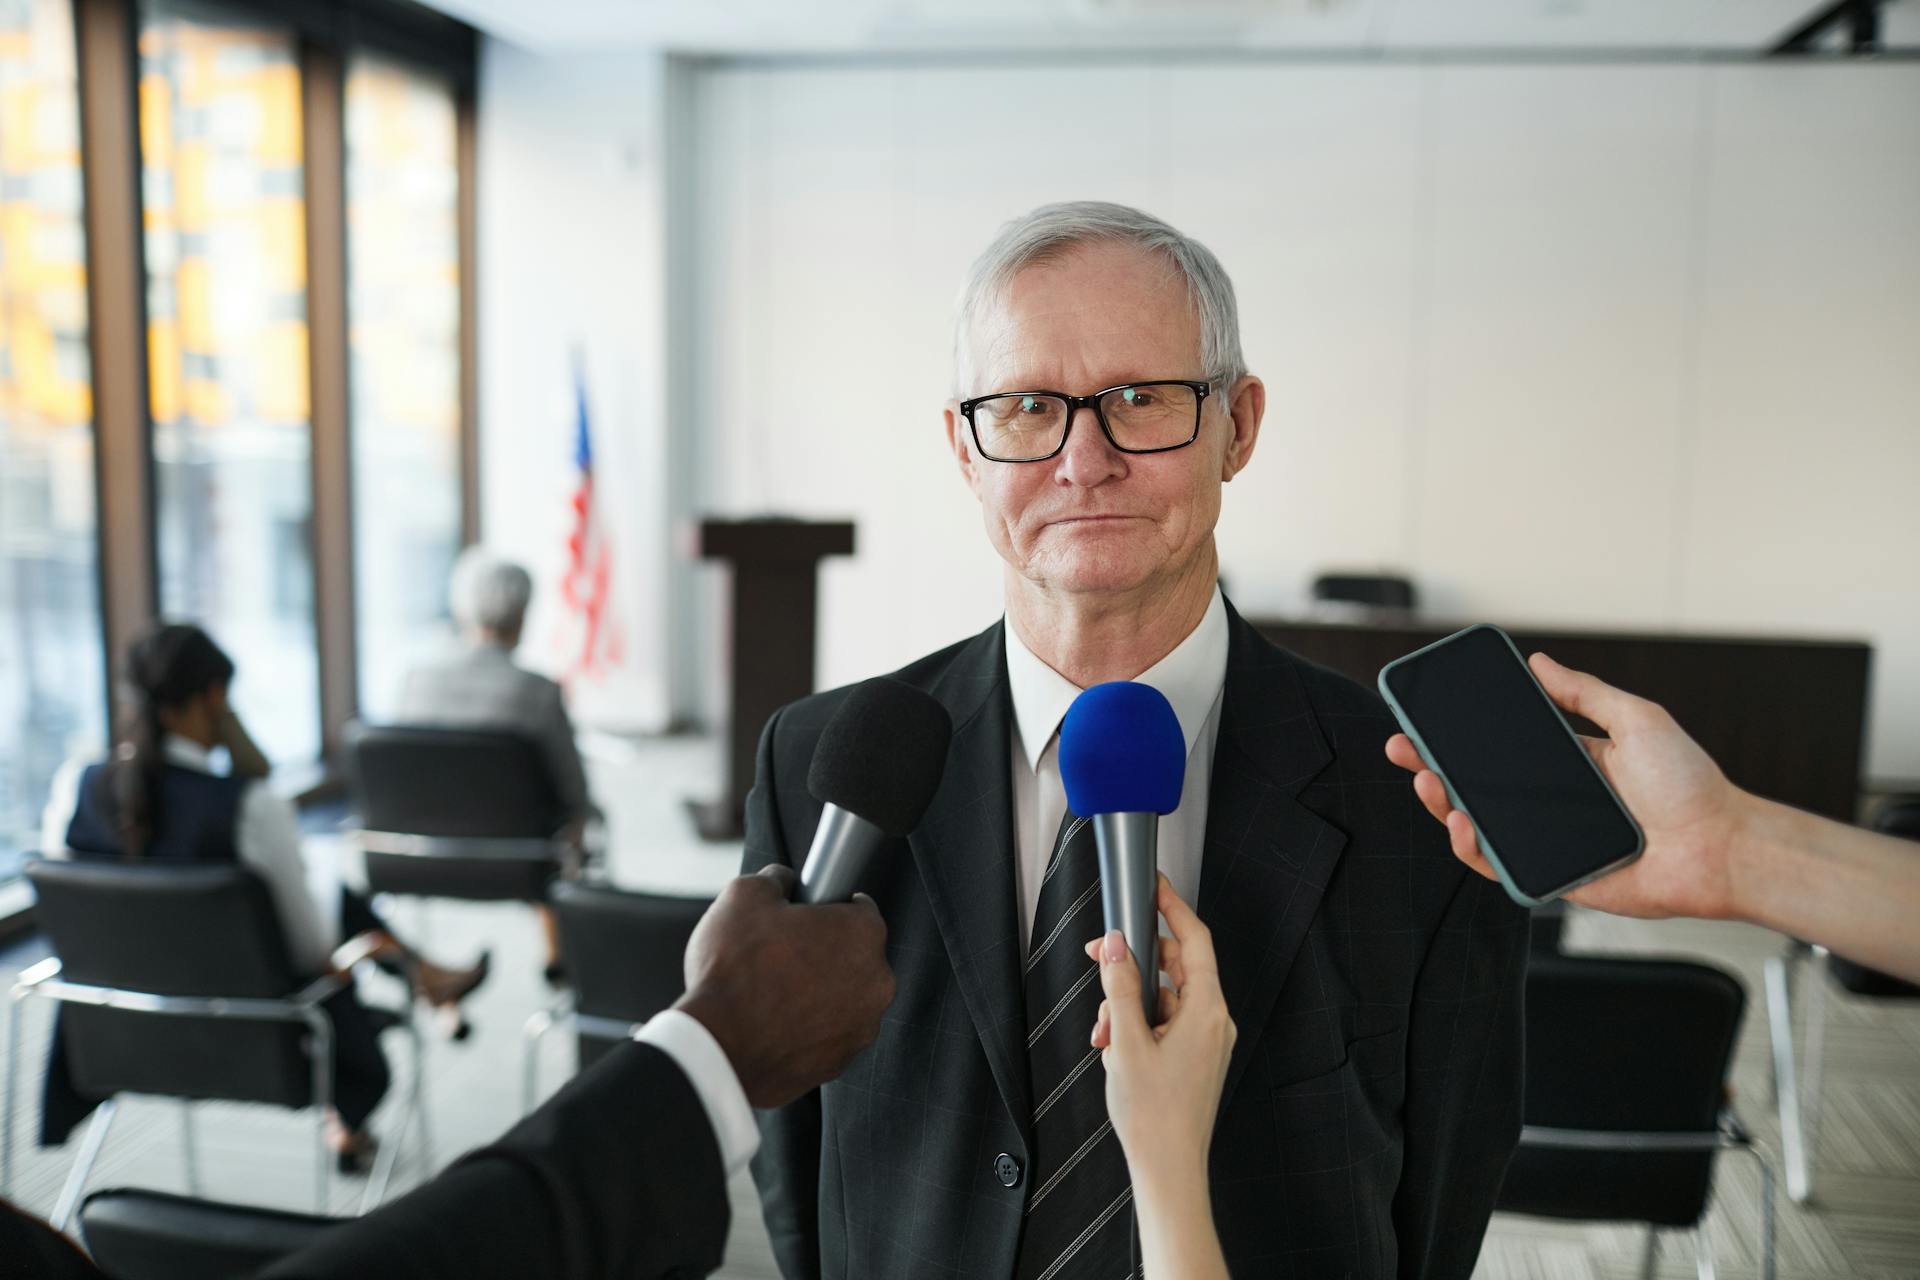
(1383, 626), (1641, 902)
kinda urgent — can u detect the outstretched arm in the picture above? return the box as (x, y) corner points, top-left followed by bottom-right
(1386, 651), (1920, 983)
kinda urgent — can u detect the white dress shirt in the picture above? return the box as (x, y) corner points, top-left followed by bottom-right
(41, 735), (340, 974)
(1005, 588), (1229, 953)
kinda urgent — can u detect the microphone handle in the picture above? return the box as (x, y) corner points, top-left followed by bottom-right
(1092, 812), (1159, 1024)
(797, 803), (887, 904)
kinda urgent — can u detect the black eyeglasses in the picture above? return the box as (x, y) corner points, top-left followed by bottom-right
(957, 379), (1213, 463)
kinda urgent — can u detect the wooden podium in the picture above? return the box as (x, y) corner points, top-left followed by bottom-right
(688, 517), (855, 840)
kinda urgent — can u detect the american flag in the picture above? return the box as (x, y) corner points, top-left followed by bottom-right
(556, 364), (622, 687)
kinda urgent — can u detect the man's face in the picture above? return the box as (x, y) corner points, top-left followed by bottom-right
(945, 240), (1263, 601)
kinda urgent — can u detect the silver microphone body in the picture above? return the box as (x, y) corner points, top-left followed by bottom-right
(798, 802), (887, 904)
(1092, 811), (1159, 1022)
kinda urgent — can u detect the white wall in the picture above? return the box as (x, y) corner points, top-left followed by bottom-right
(475, 41), (671, 729)
(687, 60), (1920, 782)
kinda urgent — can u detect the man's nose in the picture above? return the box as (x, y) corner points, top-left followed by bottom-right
(1054, 404), (1125, 487)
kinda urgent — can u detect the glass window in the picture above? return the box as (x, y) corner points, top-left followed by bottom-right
(0, 0), (104, 879)
(141, 1), (318, 765)
(344, 55), (462, 722)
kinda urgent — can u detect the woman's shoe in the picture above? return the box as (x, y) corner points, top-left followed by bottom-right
(413, 949), (490, 1041)
(331, 1132), (379, 1177)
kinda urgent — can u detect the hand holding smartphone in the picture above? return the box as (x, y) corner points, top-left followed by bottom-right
(1379, 625), (1643, 907)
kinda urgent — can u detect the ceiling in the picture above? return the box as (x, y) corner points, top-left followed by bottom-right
(415, 0), (1920, 57)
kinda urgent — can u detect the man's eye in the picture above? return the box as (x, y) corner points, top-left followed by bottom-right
(1019, 397), (1050, 415)
(1122, 389), (1156, 407)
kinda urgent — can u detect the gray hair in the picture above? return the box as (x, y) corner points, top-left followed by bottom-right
(449, 547), (533, 635)
(952, 201), (1247, 397)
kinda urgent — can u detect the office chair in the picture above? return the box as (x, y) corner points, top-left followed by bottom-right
(1530, 900), (1569, 955)
(1763, 795), (1920, 1204)
(346, 723), (574, 904)
(522, 883), (711, 1112)
(80, 1187), (341, 1280)
(3, 860), (424, 1229)
(1309, 572), (1418, 614)
(1499, 953), (1774, 1280)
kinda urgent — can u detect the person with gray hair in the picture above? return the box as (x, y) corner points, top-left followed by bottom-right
(448, 548), (535, 645)
(396, 547), (598, 981)
(743, 202), (1524, 1279)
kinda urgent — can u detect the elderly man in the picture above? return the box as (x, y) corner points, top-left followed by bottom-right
(743, 202), (1526, 1279)
(396, 548), (598, 979)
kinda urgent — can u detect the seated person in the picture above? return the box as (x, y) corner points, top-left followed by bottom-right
(395, 547), (599, 980)
(40, 623), (489, 1172)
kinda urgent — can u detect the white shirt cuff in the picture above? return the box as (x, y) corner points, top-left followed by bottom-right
(634, 1008), (760, 1178)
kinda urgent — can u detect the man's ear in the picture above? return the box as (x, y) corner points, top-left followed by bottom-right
(945, 403), (981, 496)
(1220, 375), (1266, 482)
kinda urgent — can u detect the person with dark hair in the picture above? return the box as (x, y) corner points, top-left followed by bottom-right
(39, 622), (490, 1171)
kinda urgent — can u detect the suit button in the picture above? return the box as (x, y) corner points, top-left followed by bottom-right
(994, 1153), (1022, 1188)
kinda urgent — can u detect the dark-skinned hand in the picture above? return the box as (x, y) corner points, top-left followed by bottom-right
(676, 865), (895, 1109)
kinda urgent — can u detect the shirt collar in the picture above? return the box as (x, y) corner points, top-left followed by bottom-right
(162, 734), (215, 774)
(1004, 587), (1229, 772)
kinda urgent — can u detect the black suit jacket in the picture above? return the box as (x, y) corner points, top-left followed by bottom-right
(1, 1042), (729, 1279)
(745, 601), (1528, 1278)
(262, 1040), (731, 1279)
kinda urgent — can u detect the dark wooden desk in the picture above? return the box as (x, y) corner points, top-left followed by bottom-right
(1251, 618), (1872, 823)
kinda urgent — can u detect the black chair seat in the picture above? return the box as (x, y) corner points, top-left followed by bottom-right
(81, 1188), (340, 1280)
(361, 846), (559, 903)
(558, 883), (709, 1069)
(523, 885), (712, 1106)
(347, 724), (569, 903)
(1498, 954), (1745, 1229)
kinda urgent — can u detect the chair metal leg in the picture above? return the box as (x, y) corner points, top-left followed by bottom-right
(1799, 945), (1829, 1201)
(3, 987), (22, 1198)
(309, 1017), (334, 1215)
(49, 1099), (117, 1233)
(1721, 1133), (1777, 1280)
(1693, 1224), (1716, 1280)
(181, 1102), (203, 1196)
(362, 1017), (425, 1213)
(522, 1006), (556, 1116)
(410, 1014), (431, 1174)
(1639, 1224), (1659, 1280)
(1763, 948), (1811, 1203)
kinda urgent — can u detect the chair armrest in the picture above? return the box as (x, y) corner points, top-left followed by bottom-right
(288, 975), (347, 1009)
(10, 957), (62, 996)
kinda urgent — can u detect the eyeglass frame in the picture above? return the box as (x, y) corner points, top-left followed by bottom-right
(956, 378), (1218, 463)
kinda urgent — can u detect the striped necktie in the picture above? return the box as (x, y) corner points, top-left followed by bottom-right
(1014, 809), (1134, 1280)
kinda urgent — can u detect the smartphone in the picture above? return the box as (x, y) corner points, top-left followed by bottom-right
(1378, 624), (1643, 907)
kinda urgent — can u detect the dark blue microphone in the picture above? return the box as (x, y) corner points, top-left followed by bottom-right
(1059, 682), (1186, 1022)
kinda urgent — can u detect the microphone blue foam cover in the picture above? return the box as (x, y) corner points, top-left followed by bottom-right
(1059, 681), (1186, 818)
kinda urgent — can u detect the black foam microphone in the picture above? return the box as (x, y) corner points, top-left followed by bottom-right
(798, 678), (952, 904)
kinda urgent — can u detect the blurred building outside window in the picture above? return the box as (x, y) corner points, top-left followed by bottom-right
(0, 0), (104, 882)
(141, 0), (319, 766)
(345, 53), (462, 723)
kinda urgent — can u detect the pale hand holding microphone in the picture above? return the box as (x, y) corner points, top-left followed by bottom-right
(798, 677), (953, 904)
(1060, 682), (1187, 1023)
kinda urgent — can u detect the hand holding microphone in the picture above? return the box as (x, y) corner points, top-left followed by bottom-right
(1084, 874), (1235, 1280)
(681, 679), (949, 1109)
(1059, 681), (1186, 1023)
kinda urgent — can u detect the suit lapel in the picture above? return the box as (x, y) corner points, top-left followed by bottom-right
(1199, 602), (1347, 1111)
(906, 622), (1034, 1138)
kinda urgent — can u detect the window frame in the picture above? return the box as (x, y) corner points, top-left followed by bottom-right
(1, 0), (476, 932)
